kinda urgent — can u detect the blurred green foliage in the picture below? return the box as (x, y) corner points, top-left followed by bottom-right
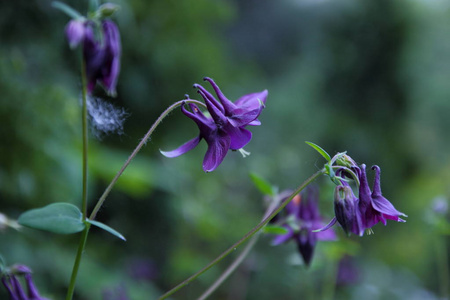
(1, 0), (449, 299)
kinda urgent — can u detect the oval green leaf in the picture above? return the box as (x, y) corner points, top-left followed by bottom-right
(18, 203), (85, 234)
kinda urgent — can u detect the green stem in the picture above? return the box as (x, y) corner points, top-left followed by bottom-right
(65, 58), (89, 300)
(158, 168), (326, 300)
(89, 99), (205, 221)
(66, 224), (91, 300)
(81, 59), (88, 219)
(197, 193), (281, 300)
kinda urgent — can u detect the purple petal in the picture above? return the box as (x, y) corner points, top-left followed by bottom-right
(234, 90), (268, 107)
(203, 131), (231, 172)
(370, 165), (407, 221)
(25, 274), (44, 300)
(227, 105), (264, 127)
(203, 77), (236, 114)
(247, 119), (261, 126)
(100, 20), (121, 96)
(312, 217), (337, 232)
(224, 125), (252, 150)
(2, 277), (18, 300)
(11, 276), (27, 300)
(197, 89), (228, 126)
(371, 195), (407, 222)
(193, 83), (225, 114)
(313, 221), (337, 241)
(181, 104), (216, 135)
(296, 229), (316, 266)
(160, 136), (201, 158)
(271, 226), (294, 246)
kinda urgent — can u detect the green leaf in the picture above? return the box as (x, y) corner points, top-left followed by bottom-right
(52, 2), (83, 19)
(305, 141), (331, 162)
(263, 225), (289, 235)
(249, 172), (274, 196)
(18, 203), (85, 234)
(86, 219), (126, 241)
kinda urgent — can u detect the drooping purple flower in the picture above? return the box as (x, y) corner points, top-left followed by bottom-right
(65, 19), (121, 96)
(161, 80), (267, 172)
(271, 186), (336, 266)
(319, 164), (407, 236)
(1, 265), (48, 300)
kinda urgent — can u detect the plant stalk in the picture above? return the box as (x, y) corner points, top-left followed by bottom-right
(158, 168), (325, 300)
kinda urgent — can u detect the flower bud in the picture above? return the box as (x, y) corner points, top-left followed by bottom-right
(97, 3), (120, 17)
(335, 153), (358, 168)
(65, 19), (86, 49)
(334, 186), (362, 236)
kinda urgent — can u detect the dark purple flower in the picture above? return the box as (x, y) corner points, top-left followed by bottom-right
(271, 186), (336, 266)
(161, 80), (267, 172)
(1, 266), (48, 300)
(65, 19), (121, 96)
(320, 164), (407, 236)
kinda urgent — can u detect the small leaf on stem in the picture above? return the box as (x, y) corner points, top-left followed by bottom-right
(18, 203), (85, 234)
(305, 141), (331, 162)
(249, 172), (275, 196)
(86, 219), (126, 241)
(263, 225), (289, 235)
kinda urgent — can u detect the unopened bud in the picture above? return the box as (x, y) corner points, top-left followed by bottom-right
(334, 186), (361, 236)
(97, 3), (120, 18)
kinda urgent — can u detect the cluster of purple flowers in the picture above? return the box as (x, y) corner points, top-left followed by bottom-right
(271, 186), (336, 266)
(320, 164), (407, 236)
(1, 265), (48, 300)
(161, 77), (267, 172)
(66, 18), (121, 96)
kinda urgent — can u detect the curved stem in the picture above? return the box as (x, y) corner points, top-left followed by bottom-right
(158, 168), (326, 300)
(89, 99), (205, 221)
(198, 193), (281, 300)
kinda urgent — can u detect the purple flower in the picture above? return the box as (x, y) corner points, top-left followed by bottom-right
(161, 79), (267, 172)
(321, 164), (407, 236)
(1, 265), (48, 300)
(65, 19), (121, 96)
(272, 187), (336, 266)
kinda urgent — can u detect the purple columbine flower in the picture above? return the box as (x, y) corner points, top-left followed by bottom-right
(65, 19), (121, 96)
(161, 79), (267, 172)
(320, 164), (407, 236)
(1, 265), (48, 300)
(271, 187), (336, 266)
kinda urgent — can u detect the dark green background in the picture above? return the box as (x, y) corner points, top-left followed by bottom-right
(1, 0), (449, 299)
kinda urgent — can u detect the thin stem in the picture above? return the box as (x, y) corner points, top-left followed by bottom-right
(89, 99), (206, 221)
(66, 224), (91, 300)
(198, 193), (280, 300)
(65, 59), (89, 300)
(81, 59), (88, 219)
(158, 168), (326, 300)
